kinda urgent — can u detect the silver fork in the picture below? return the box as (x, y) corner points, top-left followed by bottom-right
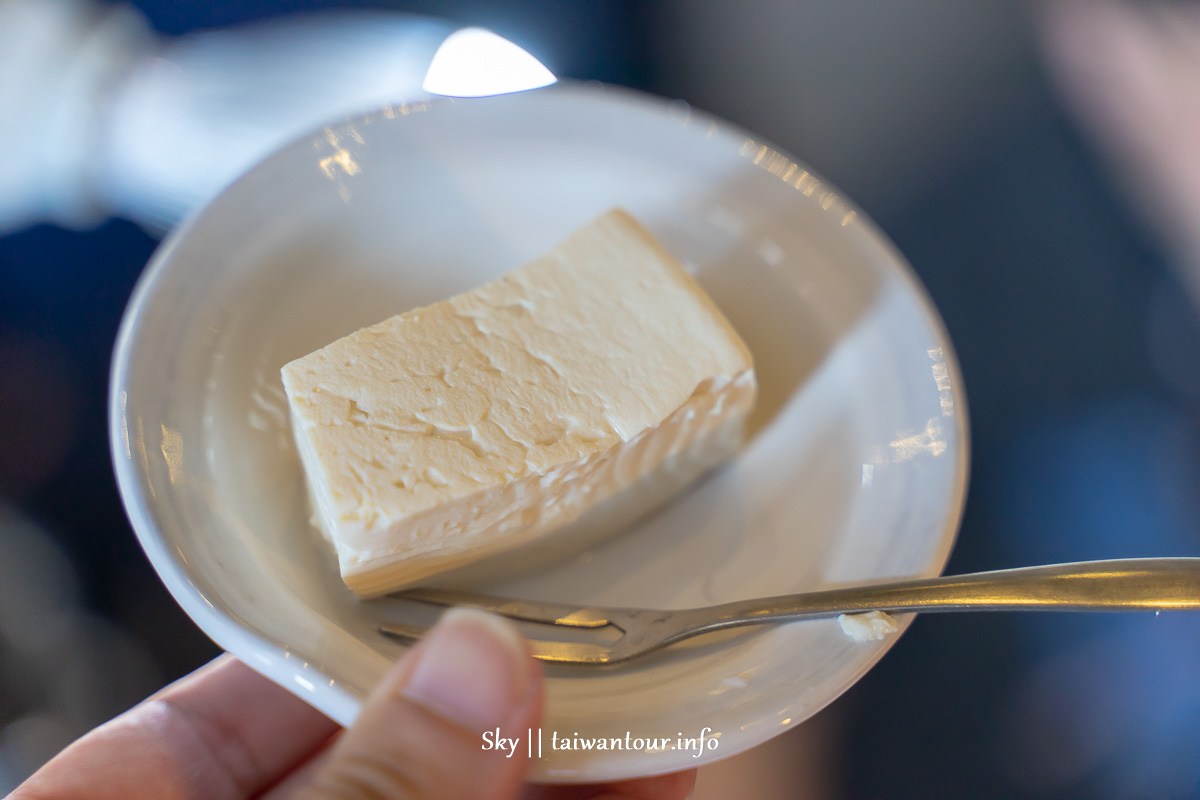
(378, 557), (1200, 666)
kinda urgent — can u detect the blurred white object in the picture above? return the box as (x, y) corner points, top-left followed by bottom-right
(1037, 0), (1200, 307)
(100, 9), (452, 232)
(423, 27), (556, 97)
(0, 0), (555, 234)
(0, 0), (150, 231)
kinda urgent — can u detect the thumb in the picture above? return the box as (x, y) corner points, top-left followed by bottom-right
(302, 608), (542, 800)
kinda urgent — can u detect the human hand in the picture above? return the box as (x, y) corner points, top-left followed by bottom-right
(9, 609), (695, 800)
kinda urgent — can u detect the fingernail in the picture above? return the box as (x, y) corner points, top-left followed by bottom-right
(402, 607), (532, 730)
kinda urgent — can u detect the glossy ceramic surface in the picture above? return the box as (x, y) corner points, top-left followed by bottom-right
(110, 83), (969, 782)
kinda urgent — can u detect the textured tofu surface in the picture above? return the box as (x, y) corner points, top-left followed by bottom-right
(282, 209), (756, 595)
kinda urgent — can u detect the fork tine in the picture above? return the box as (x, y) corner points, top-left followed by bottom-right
(379, 622), (614, 665)
(377, 621), (426, 643)
(393, 587), (613, 628)
(530, 640), (613, 665)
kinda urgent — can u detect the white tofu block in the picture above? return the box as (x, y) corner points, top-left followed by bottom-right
(282, 209), (756, 596)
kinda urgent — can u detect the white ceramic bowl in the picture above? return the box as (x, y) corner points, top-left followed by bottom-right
(110, 82), (968, 782)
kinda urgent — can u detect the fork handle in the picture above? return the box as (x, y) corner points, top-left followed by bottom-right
(705, 558), (1200, 628)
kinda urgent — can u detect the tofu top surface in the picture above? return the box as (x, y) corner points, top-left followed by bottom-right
(281, 209), (753, 523)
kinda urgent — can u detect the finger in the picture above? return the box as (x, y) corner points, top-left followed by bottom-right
(522, 770), (698, 800)
(299, 607), (542, 800)
(11, 655), (339, 800)
(151, 655), (341, 792)
(258, 735), (339, 799)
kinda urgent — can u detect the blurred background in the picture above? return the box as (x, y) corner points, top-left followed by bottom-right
(3, 1), (1200, 797)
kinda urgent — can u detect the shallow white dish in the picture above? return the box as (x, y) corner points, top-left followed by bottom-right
(110, 82), (968, 782)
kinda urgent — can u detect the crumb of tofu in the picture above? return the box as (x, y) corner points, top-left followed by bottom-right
(837, 610), (899, 642)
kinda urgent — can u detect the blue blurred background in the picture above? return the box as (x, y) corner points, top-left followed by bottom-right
(3, 1), (1199, 797)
